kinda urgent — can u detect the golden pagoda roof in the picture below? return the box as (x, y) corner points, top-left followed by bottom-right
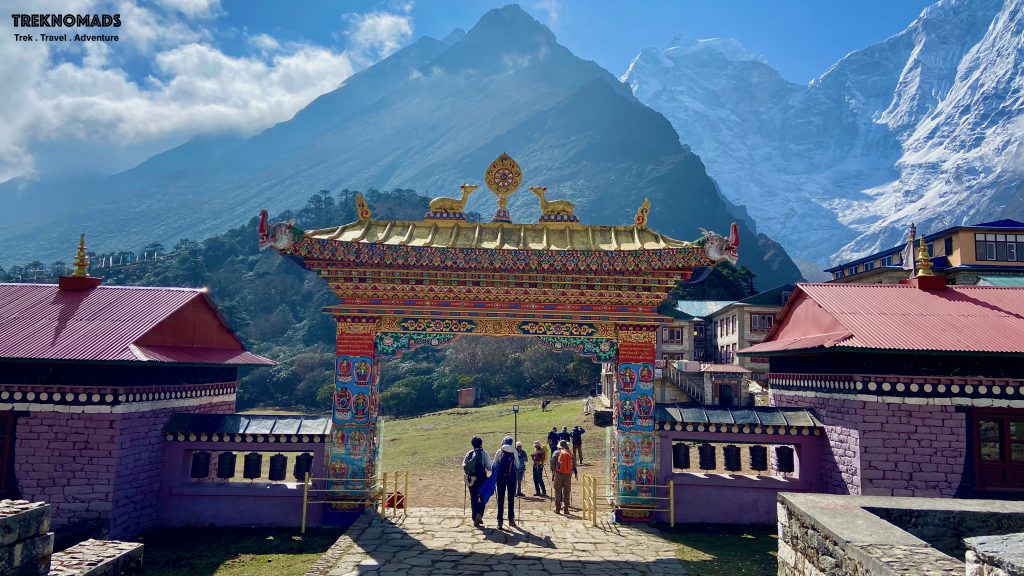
(302, 219), (695, 252)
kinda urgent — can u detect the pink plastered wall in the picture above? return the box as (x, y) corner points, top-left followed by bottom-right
(15, 396), (235, 538)
(770, 390), (966, 497)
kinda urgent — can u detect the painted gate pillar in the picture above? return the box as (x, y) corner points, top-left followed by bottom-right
(614, 325), (658, 521)
(329, 317), (380, 503)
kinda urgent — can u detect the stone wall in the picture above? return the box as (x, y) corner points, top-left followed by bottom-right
(777, 493), (1024, 576)
(771, 390), (966, 496)
(109, 400), (233, 538)
(13, 386), (235, 538)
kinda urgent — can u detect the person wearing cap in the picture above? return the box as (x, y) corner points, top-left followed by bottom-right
(492, 436), (521, 529)
(515, 441), (528, 497)
(531, 441), (548, 497)
(463, 436), (491, 527)
(550, 439), (575, 514)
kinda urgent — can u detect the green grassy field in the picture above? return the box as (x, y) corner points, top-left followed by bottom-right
(379, 397), (601, 470)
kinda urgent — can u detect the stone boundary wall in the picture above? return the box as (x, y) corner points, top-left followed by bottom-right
(777, 493), (1024, 576)
(771, 390), (965, 496)
(15, 384), (235, 538)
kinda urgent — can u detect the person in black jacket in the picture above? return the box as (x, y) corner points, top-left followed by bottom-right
(558, 426), (571, 446)
(547, 427), (559, 452)
(571, 425), (586, 464)
(462, 436), (491, 527)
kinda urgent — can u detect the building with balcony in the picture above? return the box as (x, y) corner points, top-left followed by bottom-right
(826, 219), (1024, 285)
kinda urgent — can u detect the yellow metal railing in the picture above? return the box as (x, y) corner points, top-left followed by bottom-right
(300, 470), (410, 533)
(580, 475), (676, 528)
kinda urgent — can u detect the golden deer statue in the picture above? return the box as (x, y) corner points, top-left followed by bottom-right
(429, 184), (478, 214)
(529, 186), (575, 217)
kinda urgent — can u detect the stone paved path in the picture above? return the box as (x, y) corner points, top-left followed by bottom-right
(305, 507), (687, 575)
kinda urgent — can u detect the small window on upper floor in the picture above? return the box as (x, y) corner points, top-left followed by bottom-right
(944, 237), (953, 256)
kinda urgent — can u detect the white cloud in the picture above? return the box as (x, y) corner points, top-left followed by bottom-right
(151, 0), (221, 19)
(345, 10), (413, 65)
(0, 1), (418, 183)
(531, 0), (561, 26)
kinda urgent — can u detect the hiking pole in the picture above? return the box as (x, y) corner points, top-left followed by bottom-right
(463, 479), (467, 516)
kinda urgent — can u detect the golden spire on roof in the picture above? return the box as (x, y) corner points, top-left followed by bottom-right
(634, 199), (651, 228)
(72, 234), (90, 277)
(915, 236), (935, 277)
(355, 192), (372, 221)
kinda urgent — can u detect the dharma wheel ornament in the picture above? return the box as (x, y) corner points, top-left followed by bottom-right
(485, 153), (522, 223)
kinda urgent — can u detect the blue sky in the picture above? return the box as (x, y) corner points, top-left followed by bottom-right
(1, 0), (933, 182)
(218, 0), (934, 83)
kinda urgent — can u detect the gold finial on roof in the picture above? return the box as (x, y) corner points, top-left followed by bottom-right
(634, 199), (651, 228)
(355, 192), (371, 221)
(72, 234), (90, 277)
(916, 236), (935, 277)
(485, 153), (522, 211)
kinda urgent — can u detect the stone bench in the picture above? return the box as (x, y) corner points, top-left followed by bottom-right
(49, 540), (143, 576)
(1, 500), (143, 576)
(1, 500), (54, 576)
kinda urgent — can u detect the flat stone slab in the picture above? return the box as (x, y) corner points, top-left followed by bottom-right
(966, 533), (1024, 576)
(0, 500), (51, 547)
(306, 508), (687, 576)
(49, 540), (143, 576)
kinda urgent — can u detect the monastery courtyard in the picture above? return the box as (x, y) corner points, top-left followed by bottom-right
(305, 508), (687, 576)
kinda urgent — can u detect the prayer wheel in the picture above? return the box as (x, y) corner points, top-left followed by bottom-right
(293, 452), (314, 480)
(723, 444), (741, 472)
(190, 451), (211, 479)
(268, 454), (287, 481)
(243, 452), (262, 480)
(672, 443), (690, 470)
(217, 451), (237, 479)
(749, 445), (768, 472)
(775, 445), (795, 473)
(697, 443), (716, 470)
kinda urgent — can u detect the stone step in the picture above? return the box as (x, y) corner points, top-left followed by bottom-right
(48, 540), (143, 576)
(1, 500), (54, 576)
(0, 500), (51, 546)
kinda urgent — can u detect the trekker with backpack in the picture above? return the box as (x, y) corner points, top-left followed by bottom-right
(550, 439), (575, 514)
(571, 425), (586, 464)
(492, 436), (520, 530)
(547, 427), (559, 453)
(515, 441), (528, 497)
(463, 436), (491, 527)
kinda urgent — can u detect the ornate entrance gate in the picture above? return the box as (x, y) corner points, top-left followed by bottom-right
(259, 154), (738, 519)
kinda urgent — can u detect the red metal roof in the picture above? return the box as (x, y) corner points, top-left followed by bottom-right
(741, 283), (1024, 355)
(0, 283), (273, 365)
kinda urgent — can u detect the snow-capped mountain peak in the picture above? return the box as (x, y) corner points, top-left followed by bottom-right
(624, 0), (1021, 272)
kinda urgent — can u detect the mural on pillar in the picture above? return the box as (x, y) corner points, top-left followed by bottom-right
(617, 362), (655, 431)
(330, 320), (379, 498)
(616, 432), (657, 504)
(616, 329), (657, 516)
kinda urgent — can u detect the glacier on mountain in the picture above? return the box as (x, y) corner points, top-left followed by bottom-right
(622, 0), (1022, 273)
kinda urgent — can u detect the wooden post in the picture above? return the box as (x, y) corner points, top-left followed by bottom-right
(381, 472), (388, 517)
(591, 476), (597, 527)
(404, 471), (409, 514)
(301, 472), (310, 534)
(669, 479), (675, 529)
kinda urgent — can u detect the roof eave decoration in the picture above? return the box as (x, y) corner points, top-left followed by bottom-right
(257, 157), (740, 269)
